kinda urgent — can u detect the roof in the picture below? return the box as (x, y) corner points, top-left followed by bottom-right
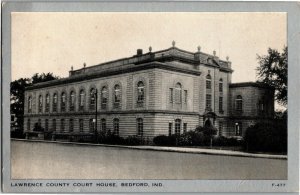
(229, 82), (275, 89)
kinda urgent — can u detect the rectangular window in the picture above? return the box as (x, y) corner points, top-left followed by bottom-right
(168, 123), (172, 136)
(184, 90), (188, 104)
(219, 96), (223, 113)
(219, 82), (223, 92)
(79, 119), (84, 132)
(69, 119), (74, 132)
(45, 119), (48, 131)
(206, 80), (211, 89)
(183, 123), (187, 133)
(175, 119), (181, 135)
(137, 118), (143, 136)
(206, 94), (212, 110)
(169, 88), (173, 103)
(219, 122), (223, 136)
(101, 119), (106, 132)
(235, 122), (242, 136)
(60, 119), (65, 132)
(52, 119), (56, 131)
(89, 119), (94, 133)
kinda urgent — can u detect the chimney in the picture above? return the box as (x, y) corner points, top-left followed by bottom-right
(137, 49), (143, 56)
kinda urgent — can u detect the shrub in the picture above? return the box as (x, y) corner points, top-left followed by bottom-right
(213, 136), (243, 147)
(124, 136), (142, 146)
(244, 120), (287, 153)
(153, 135), (176, 146)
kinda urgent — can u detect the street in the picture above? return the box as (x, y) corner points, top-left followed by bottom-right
(11, 140), (287, 179)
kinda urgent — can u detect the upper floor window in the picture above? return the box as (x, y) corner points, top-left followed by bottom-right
(169, 88), (173, 103)
(38, 95), (43, 113)
(137, 81), (145, 103)
(206, 74), (212, 89)
(70, 91), (75, 111)
(137, 118), (143, 136)
(219, 78), (223, 92)
(113, 118), (119, 136)
(219, 96), (223, 113)
(206, 94), (212, 110)
(184, 90), (188, 104)
(45, 94), (50, 112)
(61, 92), (66, 112)
(114, 84), (121, 108)
(28, 96), (32, 113)
(90, 88), (96, 110)
(175, 83), (182, 104)
(101, 86), (108, 109)
(79, 89), (85, 111)
(53, 93), (57, 112)
(235, 95), (243, 112)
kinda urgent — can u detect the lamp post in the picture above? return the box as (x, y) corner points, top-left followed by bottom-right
(93, 89), (98, 143)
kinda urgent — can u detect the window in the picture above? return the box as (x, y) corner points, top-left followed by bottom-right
(137, 81), (145, 103)
(137, 118), (143, 136)
(235, 122), (242, 136)
(175, 83), (182, 104)
(28, 97), (32, 113)
(235, 95), (243, 112)
(219, 78), (223, 92)
(89, 119), (94, 133)
(113, 118), (119, 135)
(206, 94), (212, 110)
(114, 85), (121, 108)
(53, 93), (57, 112)
(184, 90), (188, 104)
(70, 91), (75, 111)
(219, 96), (223, 113)
(169, 88), (173, 103)
(101, 118), (106, 132)
(101, 86), (108, 109)
(52, 119), (56, 131)
(206, 74), (212, 89)
(69, 119), (74, 132)
(60, 119), (65, 132)
(90, 88), (96, 110)
(45, 94), (50, 112)
(27, 119), (30, 131)
(219, 122), (223, 136)
(61, 92), (66, 112)
(79, 119), (84, 132)
(175, 119), (181, 135)
(183, 123), (187, 133)
(45, 119), (49, 131)
(79, 89), (85, 111)
(168, 123), (172, 136)
(38, 95), (43, 113)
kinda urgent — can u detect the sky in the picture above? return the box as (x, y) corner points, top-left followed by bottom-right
(12, 12), (286, 83)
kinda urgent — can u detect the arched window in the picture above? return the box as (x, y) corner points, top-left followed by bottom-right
(113, 118), (119, 135)
(175, 119), (181, 135)
(28, 96), (32, 113)
(53, 93), (57, 112)
(52, 119), (56, 131)
(45, 94), (50, 112)
(61, 92), (66, 112)
(235, 95), (243, 112)
(219, 78), (223, 92)
(70, 91), (75, 111)
(175, 83), (182, 103)
(101, 118), (106, 131)
(69, 119), (74, 132)
(27, 119), (30, 131)
(79, 89), (85, 111)
(101, 86), (108, 109)
(137, 81), (145, 103)
(206, 74), (212, 89)
(38, 95), (43, 113)
(137, 118), (143, 136)
(89, 88), (96, 110)
(114, 84), (121, 108)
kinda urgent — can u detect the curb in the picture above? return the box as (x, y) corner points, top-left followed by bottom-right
(11, 138), (287, 160)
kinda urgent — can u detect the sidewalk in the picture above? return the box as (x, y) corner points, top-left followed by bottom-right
(12, 139), (287, 160)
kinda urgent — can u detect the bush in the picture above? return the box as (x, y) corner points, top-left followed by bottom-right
(124, 136), (142, 146)
(11, 129), (25, 139)
(153, 135), (177, 146)
(244, 120), (287, 153)
(213, 136), (243, 147)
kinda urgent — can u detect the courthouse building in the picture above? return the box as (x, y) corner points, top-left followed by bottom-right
(23, 42), (274, 140)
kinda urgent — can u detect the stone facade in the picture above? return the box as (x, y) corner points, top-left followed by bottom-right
(23, 45), (274, 140)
